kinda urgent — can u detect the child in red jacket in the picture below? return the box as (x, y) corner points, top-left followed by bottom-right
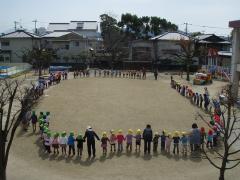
(116, 129), (125, 152)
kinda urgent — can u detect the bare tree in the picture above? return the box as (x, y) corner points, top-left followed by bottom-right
(175, 39), (199, 81)
(198, 84), (240, 180)
(0, 79), (37, 180)
(22, 47), (56, 77)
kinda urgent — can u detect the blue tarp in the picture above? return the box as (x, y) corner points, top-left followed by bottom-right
(49, 66), (71, 72)
(0, 66), (10, 70)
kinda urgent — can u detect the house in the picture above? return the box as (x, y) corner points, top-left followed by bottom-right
(41, 31), (103, 63)
(150, 32), (190, 64)
(45, 21), (103, 63)
(195, 34), (231, 68)
(130, 32), (190, 61)
(0, 30), (40, 63)
(47, 21), (101, 39)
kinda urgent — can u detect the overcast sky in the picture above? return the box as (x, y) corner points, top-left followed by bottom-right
(0, 0), (239, 36)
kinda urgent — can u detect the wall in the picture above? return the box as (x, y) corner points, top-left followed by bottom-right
(0, 38), (40, 63)
(130, 40), (154, 61)
(157, 40), (181, 60)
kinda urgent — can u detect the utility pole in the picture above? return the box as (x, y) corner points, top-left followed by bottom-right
(14, 21), (19, 31)
(184, 22), (188, 35)
(32, 19), (38, 34)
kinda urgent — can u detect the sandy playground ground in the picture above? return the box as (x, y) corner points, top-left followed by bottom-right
(8, 73), (240, 180)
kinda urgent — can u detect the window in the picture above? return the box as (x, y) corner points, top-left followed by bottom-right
(4, 57), (10, 62)
(75, 41), (79, 47)
(65, 44), (69, 50)
(1, 41), (10, 46)
(76, 23), (83, 30)
(0, 56), (4, 62)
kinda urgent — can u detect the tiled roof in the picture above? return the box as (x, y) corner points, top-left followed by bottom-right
(151, 32), (190, 41)
(47, 21), (98, 32)
(195, 34), (213, 40)
(42, 31), (87, 39)
(41, 31), (72, 38)
(0, 30), (40, 38)
(195, 34), (227, 42)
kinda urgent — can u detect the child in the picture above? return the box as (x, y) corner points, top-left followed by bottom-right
(52, 132), (60, 154)
(200, 127), (206, 150)
(39, 123), (44, 139)
(199, 94), (203, 108)
(109, 130), (117, 152)
(172, 131), (180, 154)
(44, 131), (52, 153)
(31, 111), (38, 132)
(101, 132), (110, 155)
(45, 112), (50, 125)
(116, 129), (125, 152)
(160, 130), (166, 151)
(76, 133), (85, 157)
(43, 115), (47, 126)
(94, 69), (97, 77)
(59, 131), (68, 155)
(207, 130), (213, 149)
(42, 126), (49, 144)
(181, 132), (188, 156)
(134, 129), (142, 152)
(204, 94), (210, 111)
(196, 93), (199, 106)
(165, 133), (172, 154)
(39, 112), (44, 120)
(153, 132), (160, 152)
(126, 129), (134, 152)
(193, 93), (196, 104)
(213, 126), (218, 147)
(68, 132), (75, 156)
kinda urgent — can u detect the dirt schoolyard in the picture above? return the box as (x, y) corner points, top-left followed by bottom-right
(8, 73), (240, 180)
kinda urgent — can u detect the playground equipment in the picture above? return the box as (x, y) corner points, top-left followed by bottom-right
(193, 73), (212, 85)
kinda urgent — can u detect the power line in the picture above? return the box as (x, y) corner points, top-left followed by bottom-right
(179, 23), (230, 30)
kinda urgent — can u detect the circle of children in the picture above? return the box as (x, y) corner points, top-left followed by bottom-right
(27, 108), (222, 159)
(73, 68), (148, 80)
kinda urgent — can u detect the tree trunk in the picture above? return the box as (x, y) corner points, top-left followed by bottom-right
(0, 167), (6, 180)
(219, 155), (227, 180)
(186, 64), (190, 81)
(38, 66), (42, 78)
(0, 137), (6, 180)
(219, 167), (225, 180)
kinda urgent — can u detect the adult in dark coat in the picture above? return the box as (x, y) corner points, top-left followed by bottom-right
(143, 124), (153, 154)
(83, 126), (100, 157)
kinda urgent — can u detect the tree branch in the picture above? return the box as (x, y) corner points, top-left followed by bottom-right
(226, 160), (240, 170)
(203, 150), (221, 170)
